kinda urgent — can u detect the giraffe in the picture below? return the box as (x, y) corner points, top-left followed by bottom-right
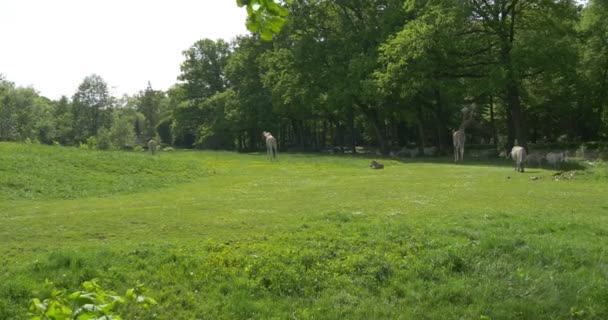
(262, 131), (278, 161)
(452, 106), (475, 162)
(148, 139), (157, 155)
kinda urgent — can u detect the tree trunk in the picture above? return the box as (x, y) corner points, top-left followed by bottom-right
(417, 105), (426, 155)
(506, 104), (515, 154)
(349, 109), (356, 154)
(501, 3), (527, 152)
(291, 119), (304, 148)
(597, 56), (608, 135)
(321, 120), (328, 149)
(335, 120), (345, 153)
(357, 104), (389, 155)
(433, 89), (448, 154)
(489, 95), (498, 151)
(249, 129), (257, 152)
(506, 81), (527, 151)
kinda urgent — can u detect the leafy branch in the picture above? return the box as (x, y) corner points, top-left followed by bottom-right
(236, 0), (291, 40)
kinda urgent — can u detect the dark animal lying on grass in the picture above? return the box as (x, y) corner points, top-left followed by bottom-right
(370, 160), (384, 169)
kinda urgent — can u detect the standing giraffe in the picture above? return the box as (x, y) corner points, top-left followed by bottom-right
(262, 131), (278, 161)
(452, 106), (475, 162)
(148, 139), (157, 155)
(453, 129), (465, 162)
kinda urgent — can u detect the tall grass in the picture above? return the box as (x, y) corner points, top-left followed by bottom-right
(1, 142), (607, 319)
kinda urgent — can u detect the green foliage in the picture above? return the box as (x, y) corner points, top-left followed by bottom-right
(109, 109), (136, 149)
(137, 82), (165, 141)
(96, 127), (113, 150)
(0, 83), (57, 143)
(225, 36), (274, 151)
(173, 39), (232, 147)
(52, 96), (74, 146)
(86, 136), (97, 150)
(178, 39), (231, 101)
(71, 74), (112, 143)
(4, 0), (608, 154)
(155, 116), (173, 147)
(194, 89), (239, 149)
(578, 0), (608, 138)
(237, 0), (290, 40)
(28, 279), (156, 320)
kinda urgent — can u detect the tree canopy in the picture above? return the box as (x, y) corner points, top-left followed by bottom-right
(2, 0), (607, 154)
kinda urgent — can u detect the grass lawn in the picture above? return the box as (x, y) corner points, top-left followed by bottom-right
(1, 142), (607, 319)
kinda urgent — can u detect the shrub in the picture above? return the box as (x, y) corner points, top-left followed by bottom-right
(86, 136), (97, 150)
(96, 128), (113, 151)
(28, 279), (156, 319)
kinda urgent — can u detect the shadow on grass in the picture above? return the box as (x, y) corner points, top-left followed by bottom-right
(243, 149), (588, 171)
(398, 156), (587, 171)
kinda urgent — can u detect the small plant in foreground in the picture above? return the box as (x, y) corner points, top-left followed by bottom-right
(28, 279), (156, 320)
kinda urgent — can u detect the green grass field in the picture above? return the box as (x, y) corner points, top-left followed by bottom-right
(1, 142), (607, 319)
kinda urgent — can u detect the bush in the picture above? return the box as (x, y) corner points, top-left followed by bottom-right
(28, 279), (156, 319)
(86, 136), (97, 150)
(96, 128), (113, 151)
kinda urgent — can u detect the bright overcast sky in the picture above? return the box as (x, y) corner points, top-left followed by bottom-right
(0, 0), (249, 100)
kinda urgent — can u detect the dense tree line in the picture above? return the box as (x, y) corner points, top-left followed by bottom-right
(1, 0), (607, 154)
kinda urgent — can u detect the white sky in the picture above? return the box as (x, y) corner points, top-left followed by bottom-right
(0, 0), (249, 100)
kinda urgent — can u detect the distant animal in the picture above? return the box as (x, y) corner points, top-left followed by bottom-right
(509, 146), (527, 172)
(148, 139), (157, 155)
(262, 131), (278, 161)
(370, 160), (384, 169)
(546, 151), (566, 168)
(525, 152), (544, 167)
(452, 105), (476, 162)
(453, 129), (465, 162)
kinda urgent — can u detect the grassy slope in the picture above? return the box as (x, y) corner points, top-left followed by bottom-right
(1, 142), (607, 319)
(0, 143), (209, 200)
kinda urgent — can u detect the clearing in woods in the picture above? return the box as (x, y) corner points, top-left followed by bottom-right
(1, 142), (607, 319)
